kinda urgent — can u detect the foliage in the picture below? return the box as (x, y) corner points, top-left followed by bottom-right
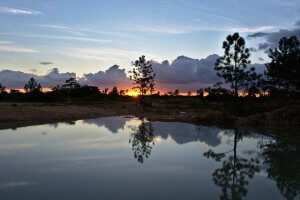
(260, 140), (300, 200)
(131, 55), (156, 95)
(264, 36), (300, 98)
(109, 86), (119, 96)
(204, 130), (260, 200)
(129, 119), (155, 163)
(215, 33), (259, 98)
(0, 83), (6, 94)
(24, 77), (42, 93)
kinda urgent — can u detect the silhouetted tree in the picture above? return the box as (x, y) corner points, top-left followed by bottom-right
(62, 77), (80, 89)
(119, 89), (125, 96)
(187, 91), (192, 96)
(0, 83), (6, 94)
(265, 36), (300, 98)
(109, 86), (119, 96)
(129, 119), (155, 163)
(24, 77), (42, 93)
(260, 140), (300, 200)
(197, 88), (204, 97)
(215, 33), (259, 101)
(174, 89), (180, 96)
(204, 130), (260, 200)
(131, 55), (156, 95)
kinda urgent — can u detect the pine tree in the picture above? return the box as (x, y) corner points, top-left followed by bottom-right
(131, 55), (156, 95)
(265, 36), (300, 98)
(215, 33), (259, 99)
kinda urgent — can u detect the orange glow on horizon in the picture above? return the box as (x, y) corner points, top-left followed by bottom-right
(126, 89), (140, 97)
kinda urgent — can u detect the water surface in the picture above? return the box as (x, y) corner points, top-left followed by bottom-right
(0, 117), (299, 200)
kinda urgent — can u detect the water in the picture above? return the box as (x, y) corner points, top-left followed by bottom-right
(0, 116), (299, 200)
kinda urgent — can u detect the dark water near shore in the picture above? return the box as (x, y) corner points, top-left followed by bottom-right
(0, 116), (299, 200)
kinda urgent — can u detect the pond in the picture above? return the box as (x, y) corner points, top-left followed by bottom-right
(0, 116), (299, 200)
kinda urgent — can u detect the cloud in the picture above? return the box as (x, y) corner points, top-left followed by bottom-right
(0, 44), (38, 53)
(39, 62), (53, 65)
(0, 6), (41, 15)
(0, 181), (35, 189)
(0, 55), (265, 91)
(79, 65), (131, 89)
(0, 68), (75, 88)
(64, 48), (162, 64)
(229, 26), (274, 33)
(248, 20), (300, 51)
(153, 54), (220, 84)
(126, 23), (274, 34)
(37, 24), (140, 39)
(38, 24), (86, 36)
(27, 34), (114, 43)
(29, 69), (37, 73)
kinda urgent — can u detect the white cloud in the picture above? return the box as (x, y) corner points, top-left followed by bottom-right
(125, 23), (275, 34)
(229, 26), (275, 33)
(64, 48), (162, 63)
(0, 6), (41, 15)
(0, 42), (38, 53)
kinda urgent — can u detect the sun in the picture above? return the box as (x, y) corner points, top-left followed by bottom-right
(126, 89), (140, 97)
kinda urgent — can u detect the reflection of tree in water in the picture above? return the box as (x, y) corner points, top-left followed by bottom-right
(204, 129), (260, 200)
(129, 119), (154, 163)
(260, 140), (300, 200)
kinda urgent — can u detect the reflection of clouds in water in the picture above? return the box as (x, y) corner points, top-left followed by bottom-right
(84, 117), (127, 134)
(0, 181), (35, 189)
(48, 121), (76, 129)
(152, 122), (222, 147)
(45, 117), (267, 150)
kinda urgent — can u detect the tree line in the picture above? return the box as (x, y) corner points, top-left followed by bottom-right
(0, 33), (299, 103)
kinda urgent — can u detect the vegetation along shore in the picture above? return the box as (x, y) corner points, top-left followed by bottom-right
(0, 33), (299, 139)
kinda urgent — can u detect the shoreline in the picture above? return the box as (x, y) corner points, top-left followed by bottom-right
(0, 102), (299, 142)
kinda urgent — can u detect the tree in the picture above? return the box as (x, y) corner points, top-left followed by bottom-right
(260, 140), (300, 200)
(204, 129), (260, 200)
(215, 33), (259, 100)
(265, 36), (300, 98)
(187, 91), (192, 96)
(174, 89), (180, 96)
(109, 86), (119, 96)
(197, 88), (204, 97)
(0, 83), (6, 94)
(24, 77), (42, 93)
(62, 77), (80, 90)
(131, 55), (156, 95)
(129, 119), (155, 163)
(119, 90), (125, 96)
(103, 88), (109, 95)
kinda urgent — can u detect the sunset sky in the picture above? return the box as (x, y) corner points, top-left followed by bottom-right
(0, 0), (299, 91)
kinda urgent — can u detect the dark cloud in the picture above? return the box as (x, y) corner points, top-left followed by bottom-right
(79, 65), (131, 89)
(248, 20), (300, 51)
(258, 57), (264, 61)
(39, 62), (53, 65)
(258, 43), (270, 50)
(0, 56), (265, 91)
(249, 47), (258, 52)
(248, 32), (268, 38)
(84, 117), (127, 134)
(153, 54), (220, 85)
(0, 68), (75, 88)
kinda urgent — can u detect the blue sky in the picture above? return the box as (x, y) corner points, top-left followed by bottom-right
(0, 0), (299, 76)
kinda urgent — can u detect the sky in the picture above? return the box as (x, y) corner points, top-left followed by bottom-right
(0, 0), (299, 90)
